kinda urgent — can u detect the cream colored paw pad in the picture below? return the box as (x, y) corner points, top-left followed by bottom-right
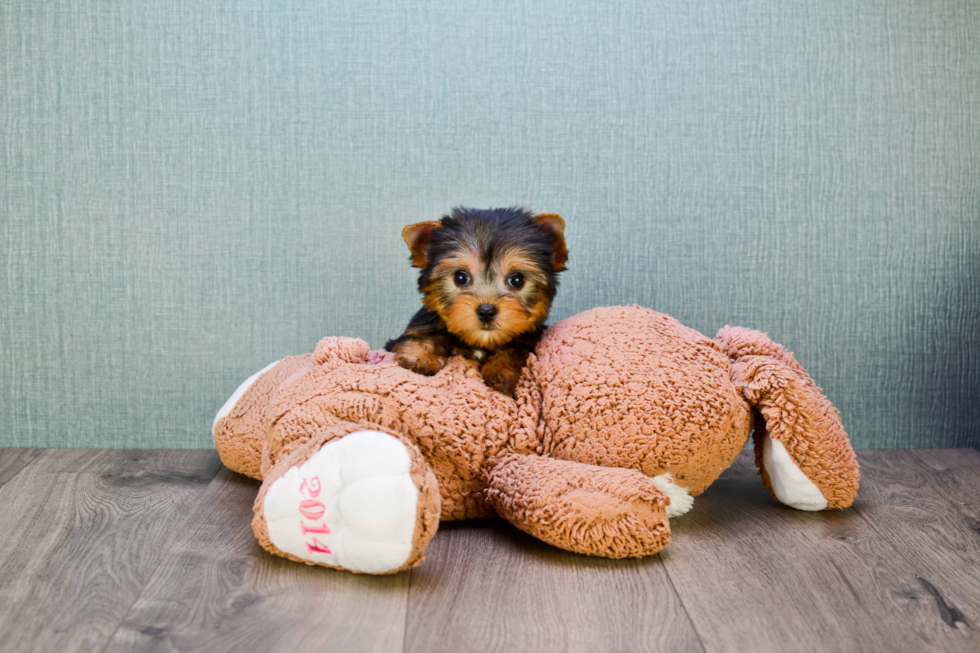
(762, 435), (828, 511)
(263, 430), (419, 573)
(652, 473), (694, 517)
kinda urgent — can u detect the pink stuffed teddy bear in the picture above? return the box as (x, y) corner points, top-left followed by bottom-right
(213, 305), (858, 574)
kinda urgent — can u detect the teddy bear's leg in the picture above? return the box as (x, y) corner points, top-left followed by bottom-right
(716, 327), (860, 510)
(212, 354), (314, 479)
(253, 425), (441, 574)
(483, 453), (671, 558)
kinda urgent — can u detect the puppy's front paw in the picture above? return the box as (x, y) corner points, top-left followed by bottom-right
(393, 340), (447, 376)
(481, 360), (520, 397)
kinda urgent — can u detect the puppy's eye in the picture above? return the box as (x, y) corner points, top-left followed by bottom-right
(453, 270), (471, 286)
(507, 272), (525, 290)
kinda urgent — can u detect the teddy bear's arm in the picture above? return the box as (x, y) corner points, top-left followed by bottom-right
(483, 453), (671, 558)
(719, 327), (860, 510)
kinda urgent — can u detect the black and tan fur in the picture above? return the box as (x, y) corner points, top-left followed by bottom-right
(385, 207), (568, 396)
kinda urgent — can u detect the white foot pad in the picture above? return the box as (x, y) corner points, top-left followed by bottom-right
(652, 473), (694, 518)
(761, 436), (828, 511)
(213, 360), (281, 431)
(263, 430), (419, 573)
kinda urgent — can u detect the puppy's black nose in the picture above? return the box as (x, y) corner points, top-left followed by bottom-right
(477, 303), (498, 321)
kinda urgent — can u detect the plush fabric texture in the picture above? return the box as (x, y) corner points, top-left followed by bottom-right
(252, 420), (441, 575)
(714, 325), (859, 509)
(484, 453), (671, 558)
(212, 354), (313, 479)
(214, 305), (859, 572)
(261, 430), (427, 573)
(517, 307), (753, 495)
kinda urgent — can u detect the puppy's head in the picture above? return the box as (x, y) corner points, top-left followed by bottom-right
(402, 207), (567, 349)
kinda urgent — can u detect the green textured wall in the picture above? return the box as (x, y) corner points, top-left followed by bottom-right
(2, 0), (978, 450)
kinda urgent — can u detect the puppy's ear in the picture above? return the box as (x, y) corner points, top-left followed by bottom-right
(532, 213), (568, 272)
(402, 221), (442, 268)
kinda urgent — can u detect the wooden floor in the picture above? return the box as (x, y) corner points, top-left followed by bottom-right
(0, 449), (977, 653)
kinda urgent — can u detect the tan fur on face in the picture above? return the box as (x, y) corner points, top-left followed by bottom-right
(423, 248), (551, 349)
(420, 250), (483, 315)
(445, 294), (547, 348)
(496, 250), (546, 282)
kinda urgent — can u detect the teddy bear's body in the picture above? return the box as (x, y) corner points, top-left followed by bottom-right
(213, 306), (858, 574)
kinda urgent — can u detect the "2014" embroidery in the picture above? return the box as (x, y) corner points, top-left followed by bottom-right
(299, 476), (331, 554)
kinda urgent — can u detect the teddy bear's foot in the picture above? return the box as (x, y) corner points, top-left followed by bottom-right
(213, 355), (318, 480)
(261, 430), (428, 574)
(652, 474), (694, 517)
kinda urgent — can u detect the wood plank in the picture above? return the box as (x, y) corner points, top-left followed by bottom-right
(405, 520), (704, 653)
(0, 449), (221, 653)
(660, 451), (978, 653)
(909, 447), (980, 475)
(0, 448), (44, 487)
(851, 449), (980, 638)
(104, 467), (410, 653)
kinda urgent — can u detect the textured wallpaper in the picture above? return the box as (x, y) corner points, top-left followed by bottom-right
(1, 0), (978, 450)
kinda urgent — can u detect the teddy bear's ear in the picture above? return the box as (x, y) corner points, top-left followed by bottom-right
(402, 221), (442, 268)
(532, 213), (568, 272)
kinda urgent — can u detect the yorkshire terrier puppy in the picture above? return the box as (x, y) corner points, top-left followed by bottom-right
(385, 207), (568, 397)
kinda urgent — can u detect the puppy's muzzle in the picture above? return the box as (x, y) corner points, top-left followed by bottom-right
(477, 303), (498, 324)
